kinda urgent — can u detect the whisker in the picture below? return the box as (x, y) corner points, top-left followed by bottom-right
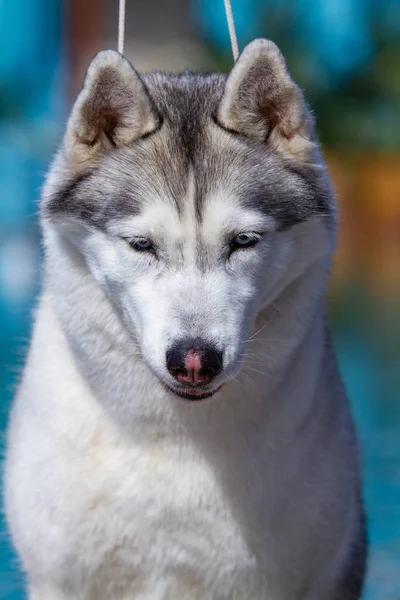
(243, 366), (269, 378)
(242, 337), (288, 345)
(238, 372), (257, 389)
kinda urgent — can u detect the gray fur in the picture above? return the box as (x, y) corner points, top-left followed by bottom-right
(45, 71), (333, 233)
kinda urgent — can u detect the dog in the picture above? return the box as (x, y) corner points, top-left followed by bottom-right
(4, 39), (367, 599)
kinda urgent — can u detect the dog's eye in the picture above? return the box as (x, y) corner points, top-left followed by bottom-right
(127, 238), (154, 252)
(230, 233), (261, 252)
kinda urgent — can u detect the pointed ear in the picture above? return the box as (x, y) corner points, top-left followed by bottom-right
(218, 39), (316, 163)
(64, 50), (159, 170)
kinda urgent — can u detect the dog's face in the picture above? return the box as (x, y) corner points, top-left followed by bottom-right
(43, 41), (334, 400)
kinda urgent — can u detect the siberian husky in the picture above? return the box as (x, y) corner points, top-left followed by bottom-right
(4, 40), (367, 599)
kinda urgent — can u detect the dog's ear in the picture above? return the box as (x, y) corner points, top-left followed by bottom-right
(218, 39), (316, 163)
(64, 50), (159, 170)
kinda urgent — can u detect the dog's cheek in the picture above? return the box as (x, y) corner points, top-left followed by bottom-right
(254, 234), (293, 309)
(81, 234), (123, 295)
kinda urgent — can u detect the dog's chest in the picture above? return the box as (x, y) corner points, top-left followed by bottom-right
(67, 438), (269, 598)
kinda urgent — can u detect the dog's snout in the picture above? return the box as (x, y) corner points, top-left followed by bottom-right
(166, 341), (223, 385)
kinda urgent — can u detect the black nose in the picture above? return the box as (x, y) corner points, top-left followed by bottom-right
(166, 340), (223, 385)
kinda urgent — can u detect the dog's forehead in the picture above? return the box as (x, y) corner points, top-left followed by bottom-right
(100, 126), (316, 233)
(102, 132), (283, 233)
(107, 173), (274, 241)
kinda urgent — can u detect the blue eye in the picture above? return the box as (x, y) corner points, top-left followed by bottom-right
(231, 233), (260, 251)
(128, 238), (154, 251)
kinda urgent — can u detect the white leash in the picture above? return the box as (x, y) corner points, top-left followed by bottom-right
(118, 0), (126, 54)
(223, 0), (239, 61)
(117, 0), (239, 62)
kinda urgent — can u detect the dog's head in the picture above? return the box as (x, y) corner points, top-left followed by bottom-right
(42, 40), (335, 401)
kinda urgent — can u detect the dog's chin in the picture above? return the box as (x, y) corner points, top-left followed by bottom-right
(163, 383), (223, 402)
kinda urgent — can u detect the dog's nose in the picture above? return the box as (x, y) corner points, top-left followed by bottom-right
(166, 342), (223, 385)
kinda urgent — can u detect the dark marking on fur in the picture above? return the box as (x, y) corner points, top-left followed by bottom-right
(45, 162), (143, 228)
(46, 173), (94, 222)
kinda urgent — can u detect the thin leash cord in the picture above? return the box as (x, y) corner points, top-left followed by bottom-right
(117, 0), (239, 62)
(223, 0), (239, 61)
(118, 0), (126, 54)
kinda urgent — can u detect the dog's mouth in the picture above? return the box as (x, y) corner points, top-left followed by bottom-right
(163, 383), (223, 402)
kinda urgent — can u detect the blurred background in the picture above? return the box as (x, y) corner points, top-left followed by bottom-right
(0, 0), (399, 597)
